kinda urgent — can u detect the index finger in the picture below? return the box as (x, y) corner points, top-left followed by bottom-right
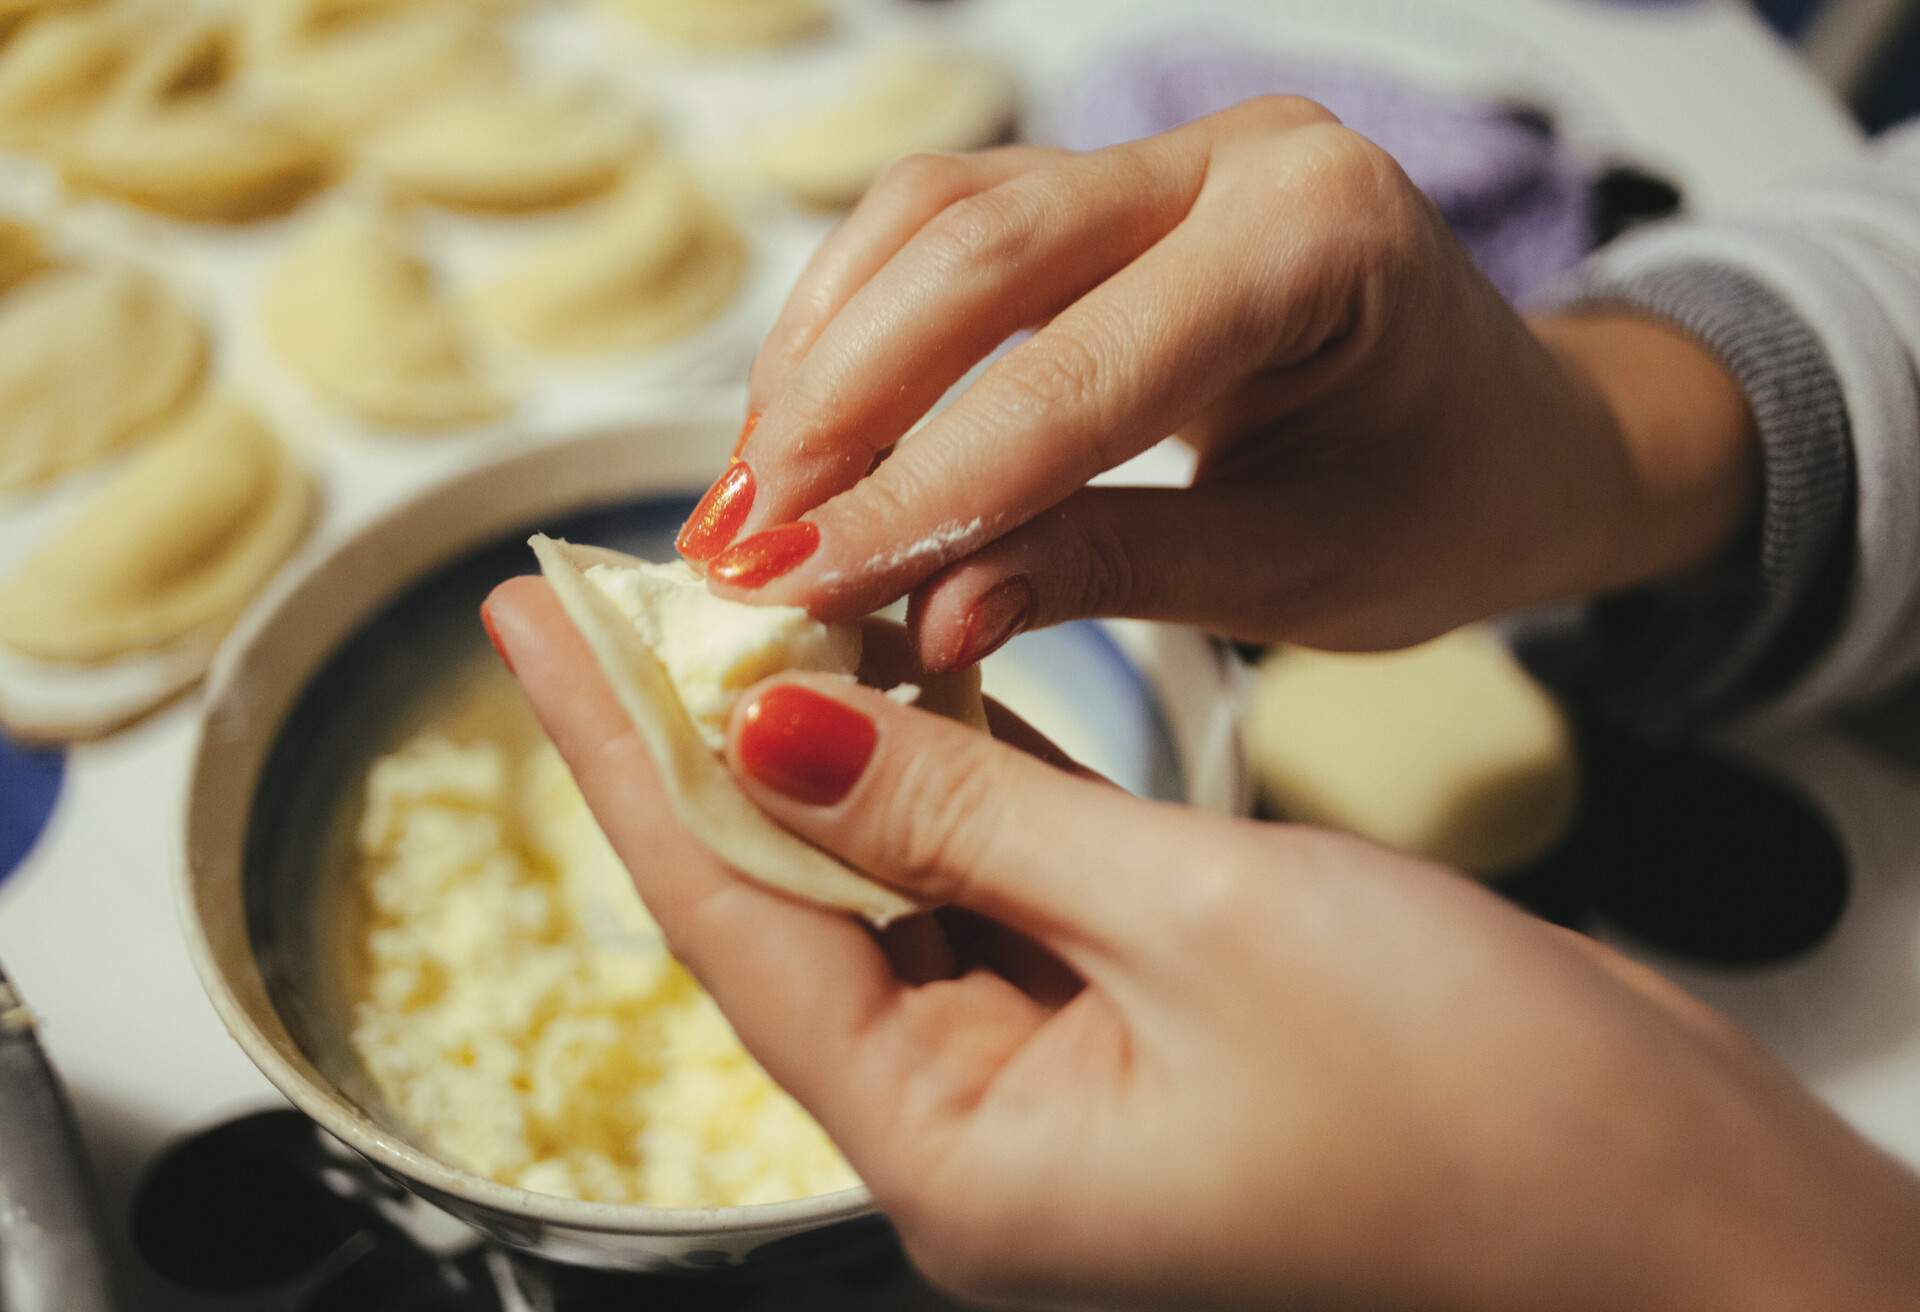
(709, 212), (1281, 618)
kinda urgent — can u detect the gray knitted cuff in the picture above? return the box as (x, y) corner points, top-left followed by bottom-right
(1540, 261), (1854, 730)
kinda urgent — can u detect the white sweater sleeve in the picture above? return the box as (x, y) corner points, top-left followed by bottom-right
(1556, 124), (1920, 728)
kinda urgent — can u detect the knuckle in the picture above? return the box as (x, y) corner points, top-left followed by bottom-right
(1300, 125), (1432, 258)
(1059, 511), (1140, 619)
(918, 185), (1037, 272)
(991, 327), (1107, 430)
(875, 151), (967, 207)
(1232, 92), (1342, 131)
(871, 734), (1006, 903)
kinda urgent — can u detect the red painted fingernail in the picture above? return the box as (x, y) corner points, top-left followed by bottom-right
(954, 576), (1032, 667)
(708, 520), (819, 588)
(480, 603), (514, 675)
(738, 684), (876, 806)
(677, 460), (756, 561)
(730, 412), (760, 460)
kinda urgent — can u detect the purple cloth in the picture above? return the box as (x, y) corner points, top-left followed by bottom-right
(1054, 45), (1594, 303)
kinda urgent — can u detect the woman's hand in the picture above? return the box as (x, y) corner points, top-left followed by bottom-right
(678, 96), (1758, 666)
(486, 579), (1920, 1312)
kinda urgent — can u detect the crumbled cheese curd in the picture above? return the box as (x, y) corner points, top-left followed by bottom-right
(349, 734), (860, 1206)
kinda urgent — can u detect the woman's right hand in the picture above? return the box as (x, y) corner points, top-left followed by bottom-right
(681, 97), (1758, 667)
(488, 577), (1920, 1312)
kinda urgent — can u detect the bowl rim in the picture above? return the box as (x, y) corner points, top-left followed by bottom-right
(178, 415), (1245, 1236)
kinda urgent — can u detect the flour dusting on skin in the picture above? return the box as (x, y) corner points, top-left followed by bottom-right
(815, 516), (990, 593)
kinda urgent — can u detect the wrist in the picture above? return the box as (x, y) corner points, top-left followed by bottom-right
(1529, 311), (1761, 596)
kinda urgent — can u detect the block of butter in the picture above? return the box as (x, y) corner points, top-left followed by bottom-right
(1246, 627), (1580, 877)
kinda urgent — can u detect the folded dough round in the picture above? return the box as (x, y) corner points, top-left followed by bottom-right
(242, 0), (510, 143)
(533, 536), (986, 926)
(0, 395), (310, 663)
(1245, 629), (1581, 878)
(0, 0), (148, 146)
(472, 161), (745, 355)
(55, 12), (330, 221)
(611, 0), (826, 49)
(754, 53), (1016, 208)
(62, 103), (327, 221)
(263, 209), (509, 428)
(0, 263), (205, 490)
(361, 83), (643, 212)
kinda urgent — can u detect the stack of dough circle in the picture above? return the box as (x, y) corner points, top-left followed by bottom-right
(0, 261), (204, 490)
(59, 15), (328, 222)
(753, 52), (1017, 209)
(361, 83), (643, 212)
(611, 0), (827, 49)
(240, 0), (510, 144)
(1244, 628), (1582, 878)
(263, 208), (509, 428)
(472, 159), (745, 355)
(0, 394), (310, 663)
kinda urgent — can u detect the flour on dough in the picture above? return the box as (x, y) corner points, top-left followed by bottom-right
(754, 52), (1016, 208)
(1245, 628), (1581, 878)
(610, 0), (826, 49)
(263, 208), (509, 428)
(362, 82), (644, 212)
(0, 394), (310, 664)
(472, 160), (745, 356)
(0, 262), (204, 490)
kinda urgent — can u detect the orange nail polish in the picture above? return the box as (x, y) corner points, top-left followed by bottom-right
(480, 603), (515, 675)
(954, 576), (1032, 668)
(676, 460), (756, 562)
(738, 684), (876, 806)
(730, 412), (760, 461)
(708, 521), (820, 588)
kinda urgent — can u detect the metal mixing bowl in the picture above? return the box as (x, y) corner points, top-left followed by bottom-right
(180, 418), (1247, 1273)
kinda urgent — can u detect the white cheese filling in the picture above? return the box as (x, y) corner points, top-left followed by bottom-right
(582, 559), (859, 749)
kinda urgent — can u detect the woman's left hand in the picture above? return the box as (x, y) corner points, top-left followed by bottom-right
(485, 578), (1920, 1312)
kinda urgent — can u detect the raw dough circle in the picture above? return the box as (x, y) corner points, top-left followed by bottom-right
(534, 536), (986, 925)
